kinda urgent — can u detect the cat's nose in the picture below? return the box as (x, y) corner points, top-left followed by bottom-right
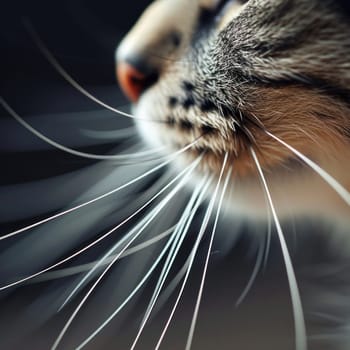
(116, 59), (158, 102)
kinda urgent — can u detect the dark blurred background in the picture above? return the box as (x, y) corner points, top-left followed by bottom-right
(1, 0), (153, 183)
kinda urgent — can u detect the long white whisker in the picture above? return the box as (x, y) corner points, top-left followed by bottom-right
(185, 154), (229, 350)
(151, 253), (191, 317)
(263, 205), (272, 269)
(235, 238), (264, 307)
(73, 160), (202, 350)
(31, 227), (174, 283)
(0, 135), (200, 245)
(155, 241), (199, 349)
(58, 157), (203, 310)
(250, 148), (307, 350)
(74, 226), (178, 350)
(0, 163), (197, 293)
(130, 176), (211, 350)
(141, 179), (208, 315)
(155, 153), (228, 350)
(81, 126), (136, 140)
(257, 171), (273, 269)
(23, 20), (163, 123)
(266, 130), (350, 206)
(51, 157), (201, 350)
(0, 98), (165, 162)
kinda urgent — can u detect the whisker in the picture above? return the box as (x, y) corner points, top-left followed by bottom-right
(309, 311), (346, 324)
(255, 166), (273, 269)
(74, 225), (178, 350)
(23, 19), (165, 124)
(185, 154), (229, 350)
(0, 160), (198, 292)
(155, 154), (229, 350)
(250, 148), (307, 350)
(80, 126), (136, 140)
(151, 253), (191, 317)
(130, 176), (211, 350)
(58, 157), (202, 311)
(0, 134), (200, 244)
(51, 156), (201, 350)
(308, 332), (350, 341)
(235, 238), (264, 307)
(31, 227), (174, 283)
(0, 98), (166, 162)
(266, 130), (350, 206)
(263, 205), (272, 269)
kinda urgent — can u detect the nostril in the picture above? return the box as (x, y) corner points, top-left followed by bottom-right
(116, 58), (158, 102)
(117, 62), (145, 102)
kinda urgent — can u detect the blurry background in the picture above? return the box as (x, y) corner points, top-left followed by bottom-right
(1, 0), (152, 182)
(1, 1), (348, 350)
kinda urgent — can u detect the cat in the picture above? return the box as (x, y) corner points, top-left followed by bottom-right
(116, 0), (350, 349)
(116, 0), (350, 221)
(0, 0), (350, 349)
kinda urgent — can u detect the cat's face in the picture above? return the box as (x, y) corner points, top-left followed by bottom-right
(116, 0), (350, 220)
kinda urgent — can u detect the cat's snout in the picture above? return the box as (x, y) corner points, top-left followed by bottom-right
(116, 58), (158, 102)
(115, 0), (196, 103)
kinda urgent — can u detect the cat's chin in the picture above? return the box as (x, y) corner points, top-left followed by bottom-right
(134, 100), (350, 224)
(174, 153), (350, 224)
